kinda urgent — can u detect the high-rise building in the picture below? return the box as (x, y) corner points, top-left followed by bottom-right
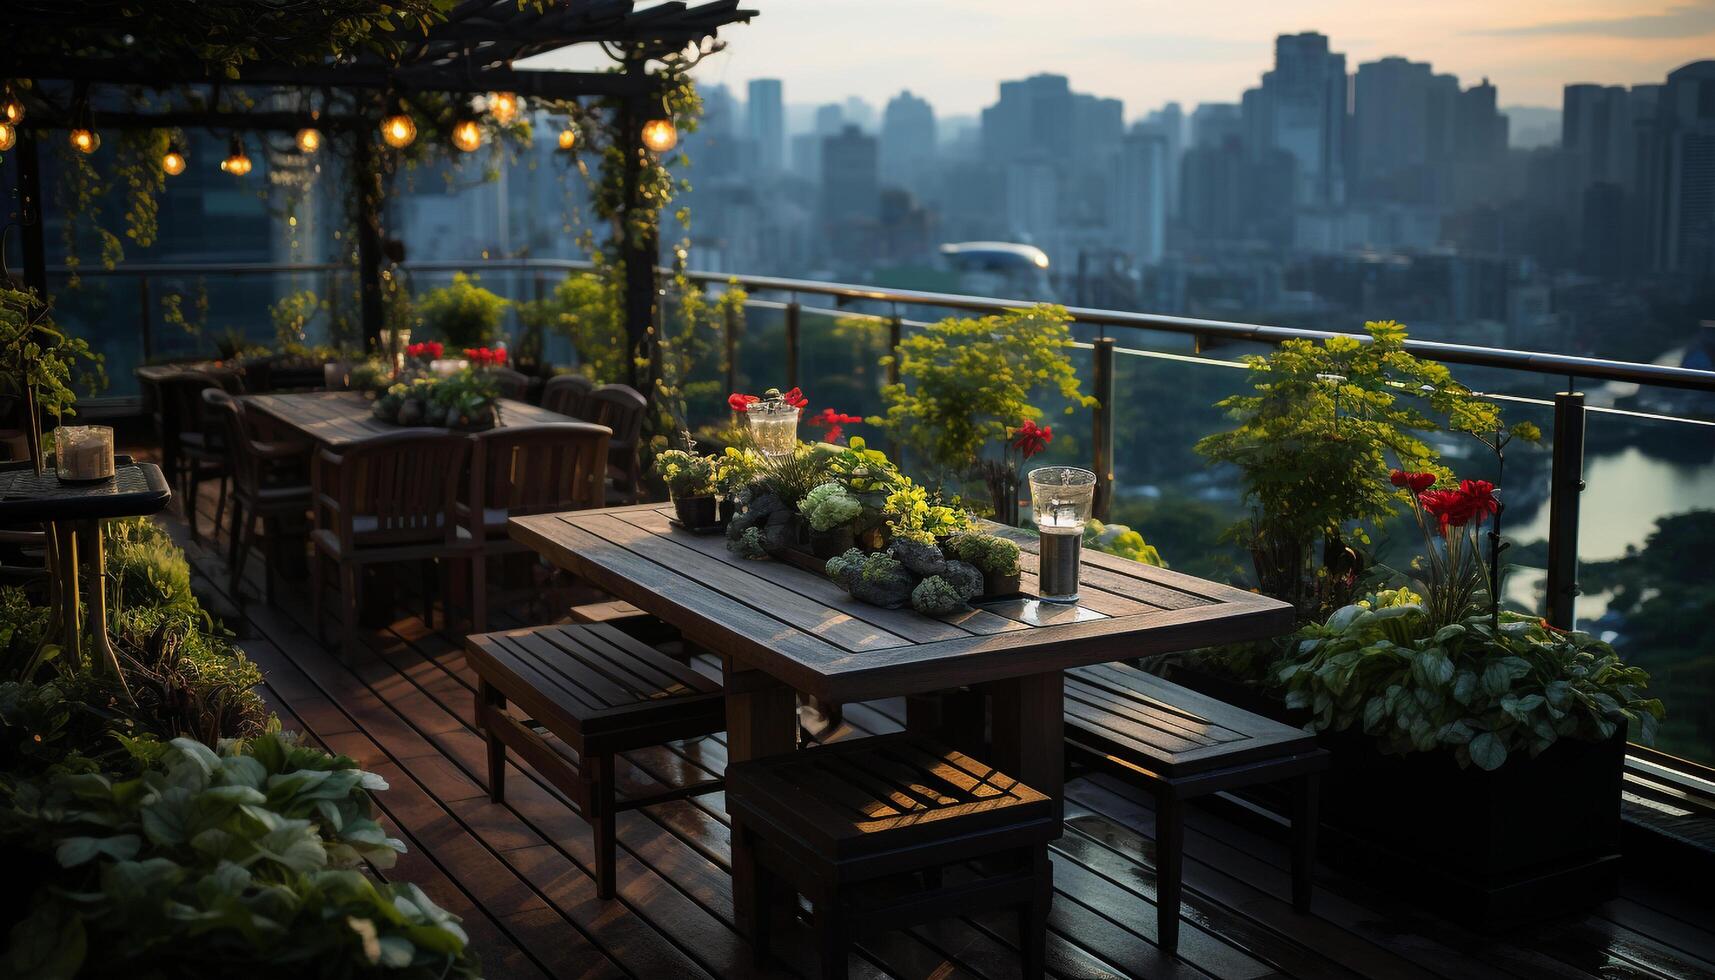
(981, 74), (1075, 163)
(880, 90), (937, 190)
(1136, 103), (1186, 218)
(820, 124), (880, 263)
(842, 96), (876, 133)
(814, 103), (845, 136)
(1649, 61), (1715, 275)
(1190, 103), (1243, 148)
(1247, 32), (1348, 207)
(747, 78), (785, 174)
(1113, 130), (1168, 264)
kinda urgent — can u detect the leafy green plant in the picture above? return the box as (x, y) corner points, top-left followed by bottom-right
(0, 733), (479, 980)
(883, 482), (971, 545)
(1083, 520), (1165, 567)
(415, 273), (509, 348)
(756, 444), (831, 508)
(873, 304), (1092, 489)
(653, 449), (716, 498)
(1273, 593), (1663, 771)
(945, 532), (1022, 577)
(1195, 320), (1504, 620)
(800, 483), (862, 532)
(522, 271), (627, 382)
(1, 286), (106, 464)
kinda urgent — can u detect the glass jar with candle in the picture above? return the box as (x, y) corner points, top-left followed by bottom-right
(1028, 466), (1096, 603)
(746, 398), (801, 458)
(55, 425), (116, 482)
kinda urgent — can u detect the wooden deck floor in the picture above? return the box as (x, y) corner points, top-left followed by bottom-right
(156, 482), (1715, 980)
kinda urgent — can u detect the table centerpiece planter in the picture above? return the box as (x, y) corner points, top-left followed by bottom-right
(655, 449), (722, 531)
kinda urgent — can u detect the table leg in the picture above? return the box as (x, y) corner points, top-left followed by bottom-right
(77, 520), (130, 697)
(722, 657), (798, 941)
(54, 521), (81, 658)
(989, 670), (1065, 825)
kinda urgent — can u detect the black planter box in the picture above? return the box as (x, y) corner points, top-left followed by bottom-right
(1159, 661), (1625, 929)
(1317, 726), (1626, 929)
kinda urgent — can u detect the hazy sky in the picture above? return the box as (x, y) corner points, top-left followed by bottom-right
(533, 0), (1715, 119)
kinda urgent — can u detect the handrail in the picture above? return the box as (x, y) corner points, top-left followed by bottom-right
(44, 256), (1715, 393)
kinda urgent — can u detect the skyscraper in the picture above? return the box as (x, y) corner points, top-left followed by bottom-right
(1136, 104), (1186, 218)
(1352, 56), (1460, 204)
(821, 124), (880, 263)
(1649, 61), (1715, 275)
(747, 78), (785, 174)
(880, 90), (937, 190)
(1248, 32), (1348, 207)
(1113, 130), (1167, 263)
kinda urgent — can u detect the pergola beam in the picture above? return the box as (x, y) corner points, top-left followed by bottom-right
(9, 59), (651, 100)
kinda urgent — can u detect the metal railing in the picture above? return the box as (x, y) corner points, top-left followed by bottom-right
(36, 256), (1715, 635)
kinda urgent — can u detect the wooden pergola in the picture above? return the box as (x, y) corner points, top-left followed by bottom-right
(5, 0), (756, 376)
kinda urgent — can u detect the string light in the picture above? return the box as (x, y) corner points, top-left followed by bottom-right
(487, 91), (518, 126)
(162, 141), (186, 175)
(220, 134), (252, 176)
(295, 127), (322, 154)
(1, 85), (22, 124)
(0, 122), (14, 152)
(68, 95), (98, 154)
(451, 118), (482, 152)
(557, 125), (577, 151)
(641, 117), (678, 153)
(381, 90), (416, 148)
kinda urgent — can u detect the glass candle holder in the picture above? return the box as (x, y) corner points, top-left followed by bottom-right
(1029, 466), (1096, 603)
(430, 358), (469, 378)
(55, 425), (115, 482)
(746, 403), (800, 458)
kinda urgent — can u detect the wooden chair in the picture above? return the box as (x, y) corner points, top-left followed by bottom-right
(1062, 661), (1330, 957)
(201, 389), (311, 602)
(465, 622), (726, 899)
(491, 367), (530, 401)
(540, 373), (596, 420)
(728, 732), (1057, 980)
(586, 383), (647, 504)
(156, 372), (232, 543)
(309, 430), (472, 658)
(460, 421), (610, 630)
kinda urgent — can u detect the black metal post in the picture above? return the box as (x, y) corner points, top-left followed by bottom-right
(619, 59), (658, 394)
(353, 130), (384, 353)
(1091, 337), (1116, 522)
(138, 276), (154, 361)
(1546, 389), (1586, 628)
(15, 126), (49, 470)
(723, 302), (738, 399)
(784, 300), (800, 389)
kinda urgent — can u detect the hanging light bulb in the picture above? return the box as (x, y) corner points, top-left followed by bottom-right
(451, 118), (482, 152)
(0, 122), (15, 152)
(161, 141), (186, 175)
(380, 90), (416, 149)
(220, 135), (252, 176)
(295, 127), (322, 154)
(641, 117), (678, 153)
(487, 91), (519, 126)
(557, 125), (577, 152)
(1, 85), (23, 125)
(68, 95), (99, 154)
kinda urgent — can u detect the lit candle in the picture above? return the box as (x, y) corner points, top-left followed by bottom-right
(55, 425), (115, 481)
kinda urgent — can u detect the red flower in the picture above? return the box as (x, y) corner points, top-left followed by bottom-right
(1390, 470), (1436, 494)
(728, 392), (760, 412)
(427, 341), (443, 359)
(781, 387), (809, 409)
(1011, 419), (1052, 460)
(1458, 479), (1498, 520)
(490, 347), (506, 366)
(810, 408), (863, 443)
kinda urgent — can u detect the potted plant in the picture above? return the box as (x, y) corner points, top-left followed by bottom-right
(1267, 473), (1664, 925)
(800, 482), (863, 558)
(945, 532), (1023, 599)
(416, 272), (510, 349)
(655, 449), (719, 529)
(872, 304), (1093, 509)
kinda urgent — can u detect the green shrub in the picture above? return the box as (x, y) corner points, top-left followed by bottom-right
(1273, 593), (1663, 770)
(1083, 520), (1165, 566)
(800, 483), (862, 531)
(653, 449), (717, 498)
(415, 273), (509, 348)
(945, 532), (1021, 576)
(1, 733), (480, 979)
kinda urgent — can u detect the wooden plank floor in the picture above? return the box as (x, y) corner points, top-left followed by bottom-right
(155, 479), (1715, 980)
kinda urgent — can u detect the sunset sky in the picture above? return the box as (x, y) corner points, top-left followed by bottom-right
(535, 0), (1715, 118)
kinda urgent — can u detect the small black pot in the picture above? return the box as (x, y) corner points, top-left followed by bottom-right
(674, 495), (719, 529)
(978, 569), (1022, 600)
(809, 525), (856, 559)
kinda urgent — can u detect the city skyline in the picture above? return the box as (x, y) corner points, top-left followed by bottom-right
(528, 1), (1715, 117)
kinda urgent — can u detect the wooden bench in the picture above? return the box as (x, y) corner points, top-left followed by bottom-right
(1063, 661), (1330, 957)
(464, 622), (726, 898)
(728, 732), (1058, 980)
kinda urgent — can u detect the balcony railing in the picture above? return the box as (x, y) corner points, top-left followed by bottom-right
(34, 256), (1715, 778)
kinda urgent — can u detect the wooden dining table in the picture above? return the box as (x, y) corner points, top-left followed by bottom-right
(242, 389), (572, 450)
(511, 501), (1296, 933)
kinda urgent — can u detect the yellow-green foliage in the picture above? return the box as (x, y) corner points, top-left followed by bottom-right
(415, 273), (510, 348)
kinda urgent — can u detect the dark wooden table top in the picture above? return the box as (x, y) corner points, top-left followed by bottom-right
(243, 390), (571, 450)
(135, 362), (241, 383)
(0, 456), (172, 523)
(511, 503), (1295, 703)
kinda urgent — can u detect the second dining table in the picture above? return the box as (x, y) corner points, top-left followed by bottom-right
(242, 389), (574, 450)
(511, 501), (1296, 935)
